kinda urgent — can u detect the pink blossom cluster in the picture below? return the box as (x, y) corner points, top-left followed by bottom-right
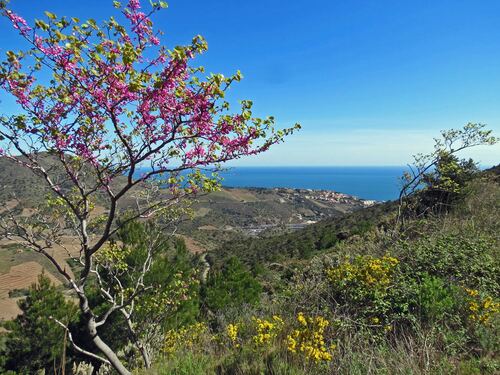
(5, 9), (31, 35)
(124, 0), (159, 47)
(1, 0), (286, 185)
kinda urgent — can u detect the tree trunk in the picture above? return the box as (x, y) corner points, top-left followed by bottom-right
(139, 344), (151, 369)
(88, 317), (131, 375)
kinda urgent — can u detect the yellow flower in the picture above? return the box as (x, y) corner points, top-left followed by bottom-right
(483, 296), (493, 309)
(273, 315), (284, 325)
(287, 334), (298, 353)
(227, 323), (240, 348)
(469, 301), (479, 312)
(287, 313), (334, 362)
(327, 255), (399, 289)
(252, 315), (284, 346)
(163, 322), (208, 355)
(464, 288), (479, 297)
(464, 289), (499, 326)
(296, 312), (307, 326)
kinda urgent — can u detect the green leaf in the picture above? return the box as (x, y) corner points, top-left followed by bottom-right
(55, 30), (66, 41)
(35, 19), (50, 31)
(44, 11), (57, 20)
(159, 1), (168, 8)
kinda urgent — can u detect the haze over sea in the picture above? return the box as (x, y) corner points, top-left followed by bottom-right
(218, 166), (406, 201)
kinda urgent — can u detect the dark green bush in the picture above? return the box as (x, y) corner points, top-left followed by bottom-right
(203, 257), (262, 312)
(399, 233), (499, 294)
(414, 274), (459, 325)
(0, 274), (78, 374)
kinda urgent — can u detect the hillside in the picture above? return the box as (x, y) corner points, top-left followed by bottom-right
(180, 186), (373, 249)
(209, 198), (397, 267)
(0, 153), (130, 207)
(0, 153), (372, 246)
(1, 160), (499, 374)
(0, 154), (372, 320)
(143, 165), (500, 374)
(0, 154), (67, 205)
(209, 166), (500, 270)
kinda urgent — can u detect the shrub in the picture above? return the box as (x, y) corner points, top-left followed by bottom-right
(163, 323), (210, 356)
(418, 152), (480, 214)
(415, 274), (459, 324)
(203, 257), (262, 312)
(252, 315), (285, 347)
(326, 255), (408, 328)
(287, 313), (335, 362)
(463, 288), (499, 326)
(399, 233), (499, 294)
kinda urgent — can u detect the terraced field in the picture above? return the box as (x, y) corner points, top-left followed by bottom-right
(0, 261), (61, 320)
(0, 237), (81, 321)
(0, 261), (61, 299)
(0, 180), (367, 322)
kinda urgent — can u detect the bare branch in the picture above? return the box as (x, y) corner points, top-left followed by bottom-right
(49, 316), (111, 365)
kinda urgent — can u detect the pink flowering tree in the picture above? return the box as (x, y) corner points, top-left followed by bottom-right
(0, 0), (299, 373)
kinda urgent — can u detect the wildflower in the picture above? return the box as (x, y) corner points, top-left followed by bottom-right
(288, 333), (297, 352)
(469, 301), (479, 312)
(163, 322), (208, 355)
(287, 313), (334, 362)
(464, 288), (479, 297)
(464, 288), (499, 325)
(483, 296), (493, 309)
(252, 315), (284, 346)
(227, 323), (240, 348)
(327, 255), (399, 290)
(297, 312), (307, 326)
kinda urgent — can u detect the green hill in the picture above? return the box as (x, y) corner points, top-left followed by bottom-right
(0, 153), (369, 251)
(2, 153), (498, 374)
(130, 164), (499, 375)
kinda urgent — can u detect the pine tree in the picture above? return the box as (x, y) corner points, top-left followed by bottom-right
(203, 257), (262, 311)
(0, 273), (77, 374)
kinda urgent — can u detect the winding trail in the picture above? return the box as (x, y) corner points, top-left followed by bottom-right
(199, 252), (210, 284)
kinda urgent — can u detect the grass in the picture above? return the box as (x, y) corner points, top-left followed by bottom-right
(140, 177), (500, 374)
(1, 168), (498, 374)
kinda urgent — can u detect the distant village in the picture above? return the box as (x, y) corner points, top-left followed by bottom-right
(273, 188), (378, 207)
(237, 187), (379, 236)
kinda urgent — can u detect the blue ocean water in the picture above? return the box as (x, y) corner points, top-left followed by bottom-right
(217, 166), (406, 201)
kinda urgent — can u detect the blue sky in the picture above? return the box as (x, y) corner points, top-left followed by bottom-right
(1, 0), (499, 166)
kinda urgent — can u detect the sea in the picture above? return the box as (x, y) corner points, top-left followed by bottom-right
(136, 166), (407, 202)
(217, 166), (406, 202)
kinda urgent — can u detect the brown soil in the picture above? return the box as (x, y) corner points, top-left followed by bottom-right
(0, 262), (62, 321)
(0, 297), (23, 321)
(176, 234), (206, 254)
(0, 261), (61, 299)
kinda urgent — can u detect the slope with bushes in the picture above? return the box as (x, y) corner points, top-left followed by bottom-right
(142, 166), (500, 374)
(1, 163), (498, 374)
